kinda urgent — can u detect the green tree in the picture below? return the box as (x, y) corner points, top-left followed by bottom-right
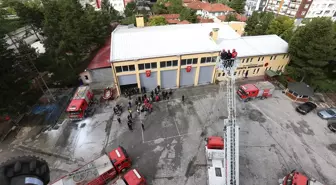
(124, 1), (137, 17)
(152, 2), (168, 14)
(101, 0), (120, 21)
(245, 11), (274, 35)
(180, 8), (197, 23)
(267, 15), (294, 41)
(228, 0), (245, 14)
(288, 17), (336, 91)
(148, 16), (167, 26)
(121, 15), (136, 25)
(225, 13), (238, 21)
(167, 0), (184, 14)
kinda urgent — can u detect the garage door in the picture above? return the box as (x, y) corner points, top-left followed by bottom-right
(90, 68), (114, 89)
(140, 72), (157, 90)
(118, 74), (137, 85)
(161, 70), (177, 89)
(180, 67), (196, 87)
(198, 66), (214, 85)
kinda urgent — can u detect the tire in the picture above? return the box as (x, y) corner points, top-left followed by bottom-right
(0, 156), (50, 185)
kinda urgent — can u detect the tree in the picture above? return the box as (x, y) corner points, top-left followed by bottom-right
(245, 11), (274, 36)
(101, 0), (120, 21)
(124, 2), (137, 17)
(228, 0), (245, 14)
(225, 13), (238, 22)
(180, 8), (197, 23)
(167, 0), (184, 14)
(152, 2), (168, 14)
(148, 16), (167, 26)
(121, 15), (136, 25)
(267, 15), (294, 41)
(288, 17), (336, 91)
(11, 0), (44, 30)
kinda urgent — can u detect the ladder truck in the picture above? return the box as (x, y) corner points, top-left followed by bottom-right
(205, 55), (240, 185)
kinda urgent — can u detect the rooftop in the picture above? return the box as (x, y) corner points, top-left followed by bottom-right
(111, 23), (288, 62)
(217, 13), (247, 22)
(186, 2), (234, 12)
(197, 16), (214, 23)
(87, 37), (111, 69)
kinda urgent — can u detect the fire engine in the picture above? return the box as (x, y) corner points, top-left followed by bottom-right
(279, 170), (323, 185)
(237, 81), (275, 102)
(66, 86), (94, 120)
(51, 146), (146, 185)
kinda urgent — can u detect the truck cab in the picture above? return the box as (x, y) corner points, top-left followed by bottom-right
(206, 136), (224, 150)
(109, 146), (132, 173)
(122, 169), (146, 185)
(237, 84), (259, 100)
(279, 171), (324, 185)
(67, 99), (88, 119)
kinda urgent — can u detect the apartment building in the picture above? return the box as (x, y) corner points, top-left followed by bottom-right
(186, 2), (235, 19)
(79, 0), (125, 13)
(262, 0), (312, 18)
(109, 16), (289, 95)
(306, 0), (336, 20)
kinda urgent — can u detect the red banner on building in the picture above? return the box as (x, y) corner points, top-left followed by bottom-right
(146, 70), (151, 77)
(186, 66), (192, 72)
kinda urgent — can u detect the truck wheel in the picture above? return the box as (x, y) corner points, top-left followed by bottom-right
(260, 97), (265, 100)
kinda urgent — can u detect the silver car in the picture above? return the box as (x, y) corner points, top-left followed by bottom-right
(317, 108), (336, 119)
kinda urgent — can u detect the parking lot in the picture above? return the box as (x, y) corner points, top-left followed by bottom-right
(1, 83), (336, 185)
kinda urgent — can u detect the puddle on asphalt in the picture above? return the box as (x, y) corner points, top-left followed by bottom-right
(248, 109), (266, 123)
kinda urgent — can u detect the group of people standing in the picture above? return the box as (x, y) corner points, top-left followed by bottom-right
(116, 85), (175, 131)
(220, 49), (238, 68)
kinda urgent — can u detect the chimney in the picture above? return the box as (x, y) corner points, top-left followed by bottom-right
(211, 28), (219, 41)
(136, 15), (145, 28)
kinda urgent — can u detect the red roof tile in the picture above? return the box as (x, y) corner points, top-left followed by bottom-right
(177, 20), (190, 24)
(87, 37), (111, 70)
(187, 2), (235, 12)
(197, 16), (214, 23)
(183, 0), (200, 4)
(217, 13), (247, 22)
(167, 19), (181, 24)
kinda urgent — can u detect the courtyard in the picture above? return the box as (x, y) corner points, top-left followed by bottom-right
(0, 82), (335, 185)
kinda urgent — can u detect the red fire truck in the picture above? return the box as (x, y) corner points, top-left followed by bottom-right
(51, 146), (146, 185)
(66, 86), (94, 120)
(237, 81), (275, 102)
(279, 170), (323, 185)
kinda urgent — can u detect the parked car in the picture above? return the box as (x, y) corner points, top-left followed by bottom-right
(317, 108), (336, 120)
(328, 120), (336, 132)
(296, 102), (317, 115)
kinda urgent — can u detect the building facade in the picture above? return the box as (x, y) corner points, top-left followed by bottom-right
(263, 0), (313, 18)
(109, 17), (290, 95)
(306, 0), (336, 20)
(80, 0), (125, 13)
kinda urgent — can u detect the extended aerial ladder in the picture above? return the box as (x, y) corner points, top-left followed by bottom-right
(205, 55), (240, 185)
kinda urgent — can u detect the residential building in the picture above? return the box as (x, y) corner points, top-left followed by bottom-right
(149, 14), (190, 24)
(108, 16), (289, 95)
(306, 0), (336, 20)
(80, 0), (125, 13)
(186, 2), (235, 19)
(183, 0), (200, 6)
(263, 0), (313, 19)
(217, 13), (248, 22)
(245, 0), (265, 15)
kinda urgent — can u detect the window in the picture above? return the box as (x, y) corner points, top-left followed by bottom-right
(328, 4), (334, 8)
(218, 73), (221, 77)
(200, 57), (216, 64)
(122, 66), (129, 72)
(215, 168), (222, 177)
(138, 64), (144, 70)
(192, 58), (198, 64)
(234, 71), (237, 76)
(324, 10), (331, 15)
(270, 55), (277, 60)
(116, 65), (135, 73)
(161, 60), (178, 68)
(116, 66), (122, 72)
(145, 63), (151, 69)
(258, 57), (261, 61)
(84, 75), (89, 80)
(253, 68), (256, 74)
(304, 4), (309, 9)
(241, 59), (245, 63)
(181, 59), (187, 65)
(256, 68), (260, 74)
(129, 65), (135, 71)
(249, 58), (253, 62)
(238, 71), (241, 75)
(222, 72), (225, 76)
(301, 11), (306, 16)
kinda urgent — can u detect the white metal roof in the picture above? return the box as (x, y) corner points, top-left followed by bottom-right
(206, 147), (226, 185)
(73, 86), (90, 100)
(111, 23), (288, 62)
(111, 23), (240, 62)
(51, 155), (113, 185)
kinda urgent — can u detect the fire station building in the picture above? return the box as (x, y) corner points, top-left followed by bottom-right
(109, 16), (290, 95)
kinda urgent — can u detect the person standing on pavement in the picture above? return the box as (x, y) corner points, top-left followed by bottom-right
(128, 101), (132, 108)
(141, 122), (145, 130)
(117, 117), (121, 124)
(127, 121), (133, 131)
(182, 95), (185, 103)
(129, 112), (132, 119)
